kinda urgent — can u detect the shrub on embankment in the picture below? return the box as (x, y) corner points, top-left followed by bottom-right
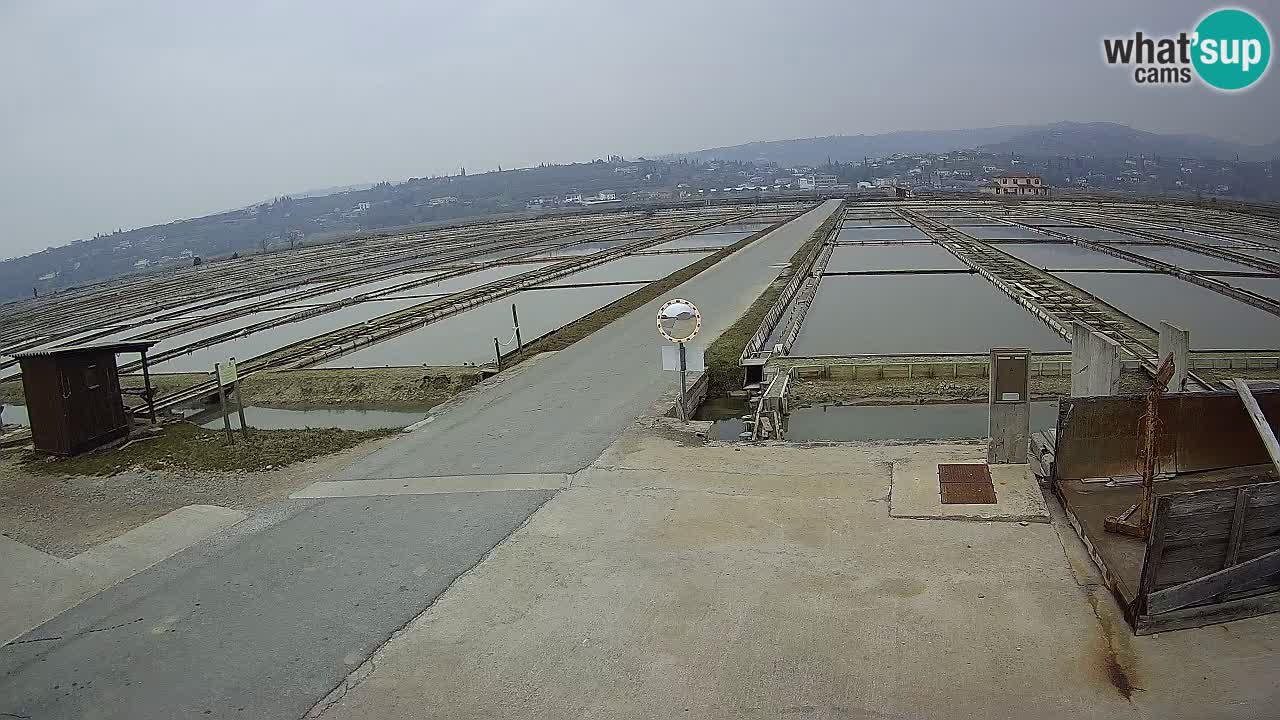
(703, 205), (843, 396)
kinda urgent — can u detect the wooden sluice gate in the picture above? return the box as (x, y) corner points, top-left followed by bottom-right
(1048, 381), (1280, 634)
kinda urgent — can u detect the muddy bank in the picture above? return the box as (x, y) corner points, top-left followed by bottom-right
(793, 370), (1128, 406)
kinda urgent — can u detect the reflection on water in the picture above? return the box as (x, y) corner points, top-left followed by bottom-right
(1057, 271), (1280, 349)
(694, 396), (750, 441)
(1, 403), (29, 427)
(792, 274), (1069, 355)
(825, 243), (966, 273)
(321, 283), (639, 367)
(786, 401), (1059, 442)
(992, 243), (1140, 271)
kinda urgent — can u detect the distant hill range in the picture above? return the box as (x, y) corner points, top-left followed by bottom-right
(670, 122), (1280, 166)
(5, 121), (1277, 304)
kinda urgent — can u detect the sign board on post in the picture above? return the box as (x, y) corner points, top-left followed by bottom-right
(661, 345), (705, 372)
(216, 357), (238, 386)
(213, 358), (249, 443)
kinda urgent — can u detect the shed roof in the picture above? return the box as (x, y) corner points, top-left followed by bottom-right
(13, 340), (159, 360)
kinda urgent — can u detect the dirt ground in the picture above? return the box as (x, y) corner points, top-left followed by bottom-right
(0, 428), (402, 558)
(0, 359), (536, 558)
(0, 366), (484, 407)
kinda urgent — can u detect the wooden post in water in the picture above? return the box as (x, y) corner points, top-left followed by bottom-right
(512, 304), (523, 356)
(494, 337), (502, 370)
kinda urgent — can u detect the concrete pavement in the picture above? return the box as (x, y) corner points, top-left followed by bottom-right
(317, 428), (1280, 720)
(0, 492), (554, 719)
(1, 505), (246, 645)
(0, 201), (843, 719)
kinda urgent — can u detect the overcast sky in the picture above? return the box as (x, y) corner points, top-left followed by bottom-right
(2, 0), (1278, 260)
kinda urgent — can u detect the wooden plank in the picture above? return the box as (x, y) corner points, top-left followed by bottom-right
(1162, 510), (1238, 542)
(1159, 538), (1230, 564)
(1147, 547), (1280, 614)
(1138, 496), (1173, 601)
(1137, 588), (1280, 635)
(1160, 532), (1280, 564)
(1218, 488), (1253, 602)
(1164, 480), (1280, 517)
(1234, 379), (1280, 477)
(1162, 507), (1280, 542)
(1156, 557), (1242, 589)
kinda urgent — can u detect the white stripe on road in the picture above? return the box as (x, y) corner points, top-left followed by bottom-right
(291, 473), (570, 498)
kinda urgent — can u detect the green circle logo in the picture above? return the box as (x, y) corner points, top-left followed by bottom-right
(1193, 8), (1271, 90)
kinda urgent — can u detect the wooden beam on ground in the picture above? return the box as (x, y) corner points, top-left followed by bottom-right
(1233, 378), (1280, 476)
(1147, 548), (1280, 614)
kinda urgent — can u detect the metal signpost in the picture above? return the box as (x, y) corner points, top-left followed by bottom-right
(657, 298), (702, 421)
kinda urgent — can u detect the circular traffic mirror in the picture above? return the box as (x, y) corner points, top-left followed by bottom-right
(657, 298), (701, 343)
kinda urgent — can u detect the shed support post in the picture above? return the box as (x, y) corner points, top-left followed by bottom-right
(140, 349), (157, 424)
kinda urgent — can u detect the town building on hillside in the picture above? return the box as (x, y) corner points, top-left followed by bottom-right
(981, 172), (1049, 197)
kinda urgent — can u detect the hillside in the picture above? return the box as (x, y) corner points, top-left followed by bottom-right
(668, 126), (1040, 166)
(0, 159), (740, 302)
(672, 122), (1279, 166)
(977, 122), (1276, 161)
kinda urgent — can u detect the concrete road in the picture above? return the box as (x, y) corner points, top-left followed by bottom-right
(341, 200), (842, 479)
(0, 201), (841, 719)
(0, 492), (554, 719)
(318, 429), (1280, 720)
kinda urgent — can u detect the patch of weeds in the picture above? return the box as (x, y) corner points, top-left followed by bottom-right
(20, 422), (397, 476)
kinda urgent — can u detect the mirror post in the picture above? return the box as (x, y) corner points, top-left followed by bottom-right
(678, 341), (688, 421)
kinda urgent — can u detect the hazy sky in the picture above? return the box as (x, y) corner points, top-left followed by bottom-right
(2, 0), (1278, 259)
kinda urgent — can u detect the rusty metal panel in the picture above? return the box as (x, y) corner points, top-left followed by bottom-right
(1056, 390), (1280, 481)
(1173, 394), (1278, 474)
(1055, 395), (1175, 480)
(941, 482), (998, 504)
(939, 463), (992, 484)
(938, 463), (997, 504)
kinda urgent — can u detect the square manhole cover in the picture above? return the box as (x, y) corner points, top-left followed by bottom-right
(938, 463), (997, 505)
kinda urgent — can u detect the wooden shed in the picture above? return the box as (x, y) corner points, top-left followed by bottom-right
(14, 341), (158, 456)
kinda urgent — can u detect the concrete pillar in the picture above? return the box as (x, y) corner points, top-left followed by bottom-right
(988, 348), (1031, 464)
(1071, 322), (1120, 397)
(1071, 323), (1092, 396)
(1086, 332), (1121, 396)
(1158, 321), (1190, 393)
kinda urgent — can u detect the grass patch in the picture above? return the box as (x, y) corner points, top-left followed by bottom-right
(703, 205), (843, 394)
(511, 214), (796, 358)
(19, 422), (397, 476)
(2, 367), (485, 410)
